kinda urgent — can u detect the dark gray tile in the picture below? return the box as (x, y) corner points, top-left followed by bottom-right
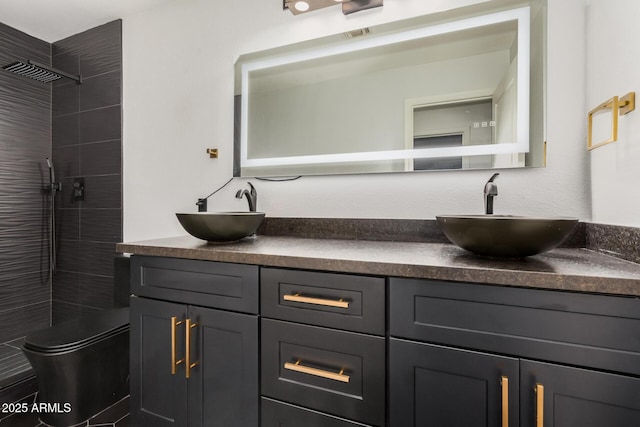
(52, 34), (82, 58)
(78, 20), (122, 78)
(53, 81), (79, 116)
(5, 337), (25, 349)
(80, 305), (101, 317)
(0, 209), (47, 241)
(79, 105), (121, 143)
(0, 22), (50, 63)
(0, 159), (49, 199)
(81, 209), (122, 242)
(0, 238), (48, 278)
(52, 113), (79, 148)
(80, 140), (121, 176)
(114, 414), (130, 427)
(0, 377), (37, 407)
(80, 71), (121, 111)
(0, 393), (40, 427)
(52, 49), (80, 82)
(52, 270), (80, 305)
(82, 175), (121, 209)
(79, 241), (116, 277)
(0, 302), (49, 343)
(52, 144), (80, 178)
(0, 272), (49, 313)
(52, 300), (81, 324)
(79, 274), (115, 309)
(0, 20), (52, 349)
(0, 344), (19, 361)
(89, 395), (129, 424)
(0, 352), (31, 378)
(56, 208), (80, 240)
(56, 239), (80, 273)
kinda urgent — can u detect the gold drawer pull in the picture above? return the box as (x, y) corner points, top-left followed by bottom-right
(185, 319), (199, 379)
(536, 383), (544, 427)
(284, 360), (350, 383)
(283, 293), (349, 309)
(171, 316), (184, 375)
(501, 376), (509, 427)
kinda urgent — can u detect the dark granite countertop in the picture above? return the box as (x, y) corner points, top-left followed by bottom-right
(117, 235), (640, 297)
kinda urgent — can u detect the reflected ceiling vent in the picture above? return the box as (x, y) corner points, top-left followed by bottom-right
(344, 27), (371, 38)
(284, 0), (382, 16)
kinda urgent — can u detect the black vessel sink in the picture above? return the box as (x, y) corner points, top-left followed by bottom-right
(176, 212), (265, 243)
(436, 215), (579, 258)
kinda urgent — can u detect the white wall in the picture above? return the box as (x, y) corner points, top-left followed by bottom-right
(123, 0), (590, 241)
(586, 0), (640, 227)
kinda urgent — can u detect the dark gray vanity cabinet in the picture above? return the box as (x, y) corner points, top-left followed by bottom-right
(520, 360), (640, 427)
(390, 278), (640, 427)
(130, 256), (259, 427)
(390, 339), (520, 427)
(260, 268), (386, 427)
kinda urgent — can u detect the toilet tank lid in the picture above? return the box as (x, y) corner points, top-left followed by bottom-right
(24, 307), (129, 351)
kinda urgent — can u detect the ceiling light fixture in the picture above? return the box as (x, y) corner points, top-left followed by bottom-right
(283, 0), (382, 16)
(294, 1), (310, 12)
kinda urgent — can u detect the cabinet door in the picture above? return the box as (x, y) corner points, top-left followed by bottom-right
(521, 360), (640, 427)
(187, 305), (258, 427)
(390, 338), (519, 427)
(131, 297), (188, 426)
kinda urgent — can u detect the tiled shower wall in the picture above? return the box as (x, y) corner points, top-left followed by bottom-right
(0, 23), (51, 342)
(51, 20), (122, 323)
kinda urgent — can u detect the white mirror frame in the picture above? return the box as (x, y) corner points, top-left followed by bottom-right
(240, 6), (530, 169)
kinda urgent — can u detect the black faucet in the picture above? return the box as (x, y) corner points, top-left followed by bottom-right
(235, 182), (257, 212)
(484, 173), (499, 215)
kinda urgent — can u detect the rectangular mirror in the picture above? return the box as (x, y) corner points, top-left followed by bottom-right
(234, 0), (546, 177)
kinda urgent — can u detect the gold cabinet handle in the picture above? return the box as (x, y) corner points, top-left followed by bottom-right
(171, 316), (184, 375)
(185, 318), (199, 379)
(284, 360), (350, 383)
(536, 383), (544, 427)
(501, 376), (509, 427)
(283, 293), (349, 309)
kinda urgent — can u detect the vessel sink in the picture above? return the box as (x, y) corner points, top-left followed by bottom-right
(176, 212), (265, 242)
(436, 215), (579, 258)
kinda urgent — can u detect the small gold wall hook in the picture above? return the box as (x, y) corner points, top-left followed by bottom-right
(206, 148), (219, 158)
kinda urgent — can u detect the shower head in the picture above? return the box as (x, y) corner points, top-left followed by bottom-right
(2, 60), (82, 84)
(45, 158), (60, 192)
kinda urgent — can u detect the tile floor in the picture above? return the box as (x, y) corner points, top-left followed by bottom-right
(0, 338), (31, 389)
(1, 394), (129, 427)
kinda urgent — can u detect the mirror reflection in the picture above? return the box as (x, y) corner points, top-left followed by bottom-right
(234, 0), (546, 177)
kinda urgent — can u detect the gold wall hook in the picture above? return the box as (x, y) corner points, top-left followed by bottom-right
(206, 148), (218, 158)
(588, 91), (635, 151)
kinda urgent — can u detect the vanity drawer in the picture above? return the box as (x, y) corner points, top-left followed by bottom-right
(262, 398), (372, 427)
(262, 319), (385, 426)
(390, 278), (640, 376)
(261, 268), (385, 335)
(131, 256), (258, 314)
